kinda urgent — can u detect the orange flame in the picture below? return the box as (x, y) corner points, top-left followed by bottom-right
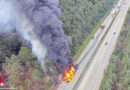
(63, 65), (75, 82)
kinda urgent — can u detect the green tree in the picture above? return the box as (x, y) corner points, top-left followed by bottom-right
(3, 47), (49, 90)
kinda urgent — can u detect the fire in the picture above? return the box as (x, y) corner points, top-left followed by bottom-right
(63, 65), (75, 82)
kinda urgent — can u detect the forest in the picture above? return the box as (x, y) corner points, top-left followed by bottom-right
(100, 8), (130, 90)
(59, 0), (117, 56)
(0, 0), (117, 89)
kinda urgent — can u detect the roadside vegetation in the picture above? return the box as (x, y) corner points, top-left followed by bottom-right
(0, 45), (54, 89)
(59, 0), (117, 57)
(100, 8), (130, 90)
(0, 0), (117, 89)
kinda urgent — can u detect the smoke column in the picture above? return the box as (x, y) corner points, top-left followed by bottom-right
(0, 0), (73, 75)
(0, 0), (47, 71)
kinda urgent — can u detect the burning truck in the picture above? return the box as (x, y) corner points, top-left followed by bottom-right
(62, 64), (78, 82)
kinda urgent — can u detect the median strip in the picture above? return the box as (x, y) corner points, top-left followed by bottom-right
(73, 9), (120, 89)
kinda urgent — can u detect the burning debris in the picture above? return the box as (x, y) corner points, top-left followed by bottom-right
(0, 0), (75, 83)
(63, 64), (75, 82)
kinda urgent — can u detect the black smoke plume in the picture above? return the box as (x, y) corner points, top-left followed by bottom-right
(0, 0), (73, 76)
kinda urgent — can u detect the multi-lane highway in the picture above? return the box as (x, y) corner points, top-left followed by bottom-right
(77, 0), (130, 90)
(58, 0), (129, 90)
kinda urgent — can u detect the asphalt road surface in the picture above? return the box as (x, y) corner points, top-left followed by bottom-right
(58, 0), (123, 90)
(77, 0), (130, 90)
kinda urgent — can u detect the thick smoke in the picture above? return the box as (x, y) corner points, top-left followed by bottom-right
(0, 0), (47, 71)
(0, 0), (73, 74)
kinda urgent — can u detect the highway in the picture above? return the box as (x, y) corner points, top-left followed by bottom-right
(57, 0), (129, 90)
(77, 0), (130, 90)
(58, 0), (120, 90)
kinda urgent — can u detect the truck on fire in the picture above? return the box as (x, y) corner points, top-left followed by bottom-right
(101, 24), (105, 29)
(62, 64), (78, 82)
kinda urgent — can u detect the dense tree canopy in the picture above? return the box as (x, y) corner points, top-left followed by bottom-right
(59, 0), (117, 55)
(3, 47), (53, 90)
(0, 35), (22, 67)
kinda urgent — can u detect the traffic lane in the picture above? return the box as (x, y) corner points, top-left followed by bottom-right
(76, 13), (113, 65)
(72, 12), (115, 89)
(77, 0), (127, 89)
(76, 0), (124, 67)
(90, 4), (129, 90)
(77, 18), (115, 90)
(58, 12), (113, 90)
(58, 30), (105, 90)
(92, 8), (129, 89)
(89, 18), (121, 90)
(76, 3), (116, 65)
(77, 13), (121, 90)
(58, 2), (119, 90)
(58, 38), (101, 90)
(76, 0), (128, 89)
(86, 2), (130, 90)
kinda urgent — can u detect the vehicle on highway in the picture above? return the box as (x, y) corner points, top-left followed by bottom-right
(63, 64), (78, 83)
(92, 36), (94, 39)
(117, 4), (121, 9)
(105, 42), (108, 45)
(112, 9), (117, 16)
(113, 32), (116, 34)
(101, 24), (105, 29)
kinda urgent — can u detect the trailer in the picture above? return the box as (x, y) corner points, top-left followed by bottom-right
(101, 24), (105, 29)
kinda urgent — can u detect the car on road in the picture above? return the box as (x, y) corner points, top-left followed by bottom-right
(105, 42), (108, 45)
(92, 36), (94, 39)
(112, 9), (116, 16)
(101, 24), (105, 29)
(113, 32), (116, 34)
